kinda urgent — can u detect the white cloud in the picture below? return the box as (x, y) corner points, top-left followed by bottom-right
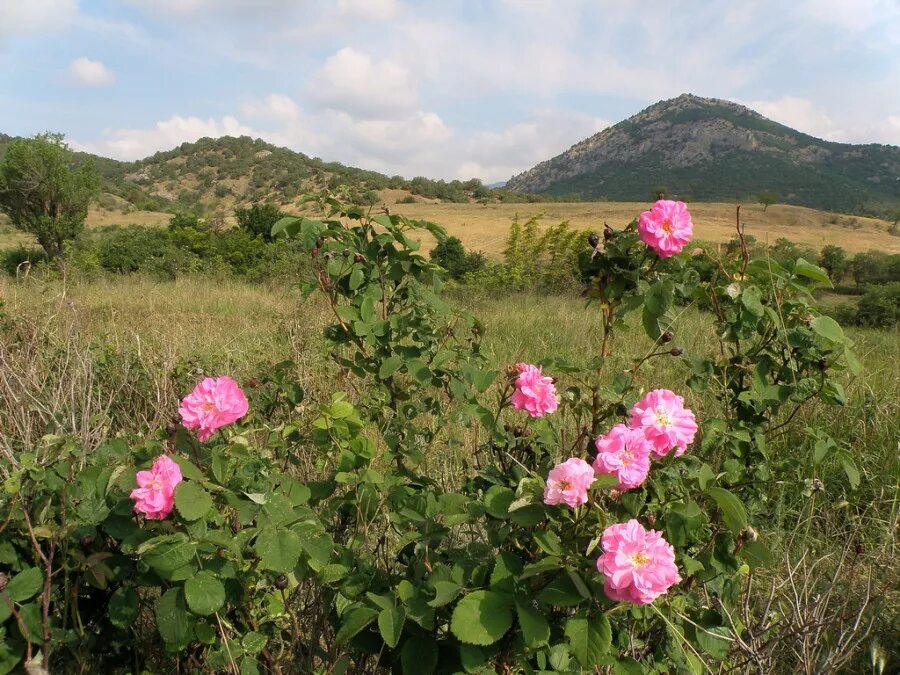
(68, 57), (115, 87)
(311, 47), (418, 119)
(75, 115), (258, 160)
(337, 0), (397, 21)
(456, 110), (609, 182)
(747, 96), (900, 145)
(0, 0), (77, 40)
(241, 94), (301, 123)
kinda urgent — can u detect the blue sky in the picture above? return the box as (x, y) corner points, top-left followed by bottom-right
(1, 0), (898, 182)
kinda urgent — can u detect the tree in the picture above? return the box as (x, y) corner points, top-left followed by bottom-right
(757, 191), (777, 211)
(819, 245), (848, 284)
(0, 133), (100, 259)
(234, 202), (285, 242)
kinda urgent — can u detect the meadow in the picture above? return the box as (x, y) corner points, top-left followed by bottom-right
(2, 199), (896, 258)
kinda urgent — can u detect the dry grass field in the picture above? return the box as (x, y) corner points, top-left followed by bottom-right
(1, 199), (896, 257)
(393, 201), (899, 255)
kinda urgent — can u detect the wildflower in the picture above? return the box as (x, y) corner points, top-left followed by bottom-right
(179, 376), (249, 442)
(593, 424), (653, 490)
(597, 519), (681, 605)
(511, 363), (559, 417)
(543, 458), (595, 508)
(130, 455), (183, 520)
(629, 389), (697, 458)
(638, 200), (693, 258)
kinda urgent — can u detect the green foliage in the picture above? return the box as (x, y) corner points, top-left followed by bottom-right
(0, 191), (867, 673)
(235, 202), (285, 242)
(429, 236), (486, 280)
(0, 133), (100, 259)
(819, 244), (848, 283)
(757, 190), (777, 211)
(1, 246), (48, 276)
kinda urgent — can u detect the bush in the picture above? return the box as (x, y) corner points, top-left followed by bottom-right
(397, 194), (417, 204)
(2, 246), (48, 276)
(0, 192), (871, 673)
(852, 283), (900, 328)
(429, 236), (485, 279)
(234, 202), (285, 242)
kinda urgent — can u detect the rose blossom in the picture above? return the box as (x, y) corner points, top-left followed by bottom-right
(543, 458), (595, 508)
(593, 424), (653, 490)
(130, 455), (183, 520)
(629, 389), (698, 458)
(511, 363), (559, 417)
(179, 376), (249, 442)
(638, 200), (693, 258)
(596, 519), (681, 605)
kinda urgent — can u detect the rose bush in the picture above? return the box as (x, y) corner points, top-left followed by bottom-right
(0, 192), (862, 673)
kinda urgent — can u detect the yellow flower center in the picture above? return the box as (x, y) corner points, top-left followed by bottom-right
(661, 219), (673, 234)
(630, 552), (650, 568)
(558, 480), (571, 490)
(655, 411), (671, 426)
(201, 401), (217, 412)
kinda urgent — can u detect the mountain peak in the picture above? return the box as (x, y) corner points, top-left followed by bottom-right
(504, 95), (899, 214)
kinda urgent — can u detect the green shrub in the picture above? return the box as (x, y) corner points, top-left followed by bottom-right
(853, 283), (900, 328)
(234, 202), (285, 242)
(2, 246), (48, 276)
(429, 236), (485, 279)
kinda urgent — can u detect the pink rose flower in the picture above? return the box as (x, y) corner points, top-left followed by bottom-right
(638, 200), (693, 258)
(543, 457), (595, 508)
(629, 389), (698, 458)
(179, 376), (249, 442)
(593, 424), (653, 490)
(130, 455), (183, 520)
(596, 519), (681, 605)
(511, 363), (559, 417)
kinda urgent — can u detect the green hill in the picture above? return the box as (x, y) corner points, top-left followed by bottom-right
(505, 94), (900, 217)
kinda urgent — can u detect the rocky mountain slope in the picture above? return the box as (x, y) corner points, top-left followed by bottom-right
(506, 94), (900, 215)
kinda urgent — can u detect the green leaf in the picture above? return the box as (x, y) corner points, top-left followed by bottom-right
(450, 590), (514, 646)
(156, 588), (193, 647)
(459, 644), (486, 673)
(536, 572), (584, 607)
(377, 606), (405, 648)
(483, 485), (515, 519)
(516, 601), (550, 648)
(565, 611), (612, 668)
(295, 521), (333, 566)
(740, 540), (774, 569)
(174, 481), (214, 521)
(169, 455), (204, 481)
(108, 587), (139, 628)
(427, 581), (461, 608)
(143, 538), (197, 576)
(810, 316), (844, 344)
(184, 571), (226, 616)
(378, 356), (403, 379)
(335, 606), (377, 645)
(254, 528), (301, 572)
(5, 567), (42, 602)
(644, 279), (674, 316)
(348, 266), (365, 290)
(793, 258), (831, 285)
(840, 455), (860, 490)
(705, 487), (748, 534)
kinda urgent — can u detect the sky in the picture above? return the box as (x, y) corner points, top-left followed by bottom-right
(0, 0), (898, 183)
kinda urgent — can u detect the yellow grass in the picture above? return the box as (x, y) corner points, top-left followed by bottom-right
(391, 201), (898, 255)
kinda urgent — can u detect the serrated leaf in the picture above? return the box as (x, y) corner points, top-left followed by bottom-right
(483, 485), (515, 519)
(378, 356), (403, 379)
(401, 635), (438, 675)
(184, 571), (226, 615)
(427, 581), (461, 607)
(175, 481), (213, 521)
(793, 258), (831, 285)
(450, 591), (513, 645)
(156, 588), (193, 646)
(295, 521), (333, 565)
(335, 606), (377, 645)
(254, 528), (301, 572)
(740, 540), (774, 569)
(349, 266), (365, 290)
(516, 601), (550, 648)
(377, 606), (405, 648)
(565, 611), (611, 667)
(143, 538), (197, 576)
